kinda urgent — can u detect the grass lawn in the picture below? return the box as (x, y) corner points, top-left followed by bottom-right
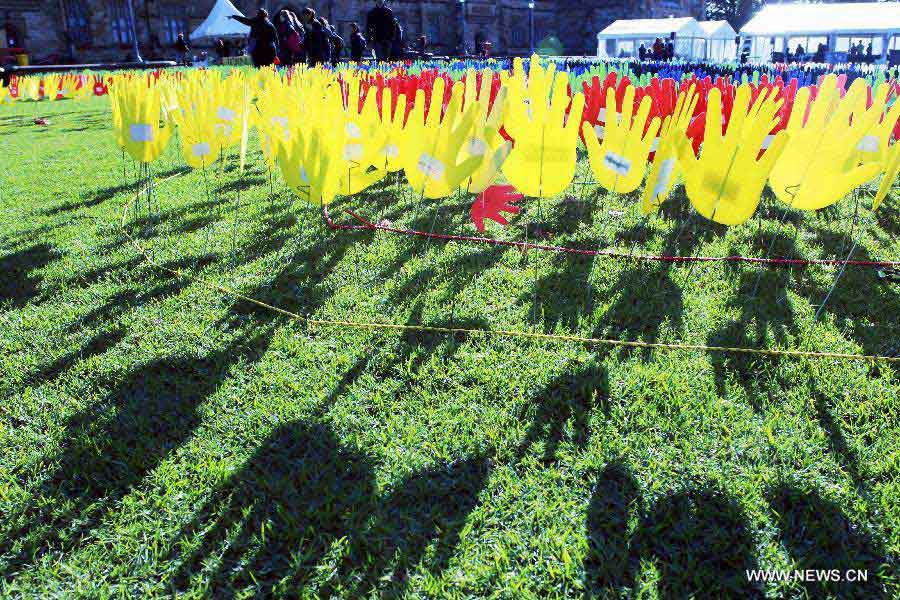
(1, 96), (899, 599)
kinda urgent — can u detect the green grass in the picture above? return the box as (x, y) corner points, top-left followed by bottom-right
(0, 96), (899, 599)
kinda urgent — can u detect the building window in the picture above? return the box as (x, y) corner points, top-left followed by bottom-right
(161, 4), (189, 45)
(511, 29), (524, 45)
(66, 0), (91, 47)
(426, 13), (440, 46)
(110, 0), (133, 45)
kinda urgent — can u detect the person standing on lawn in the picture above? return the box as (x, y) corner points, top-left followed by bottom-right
(300, 8), (331, 66)
(367, 0), (395, 61)
(174, 33), (190, 65)
(228, 9), (279, 67)
(350, 22), (367, 62)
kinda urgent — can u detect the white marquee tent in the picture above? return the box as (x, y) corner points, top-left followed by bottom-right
(596, 17), (737, 60)
(739, 2), (900, 63)
(699, 20), (737, 61)
(190, 0), (250, 43)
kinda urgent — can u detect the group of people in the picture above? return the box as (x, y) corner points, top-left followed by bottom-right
(227, 7), (342, 67)
(848, 40), (876, 64)
(638, 38), (675, 62)
(191, 1), (428, 68)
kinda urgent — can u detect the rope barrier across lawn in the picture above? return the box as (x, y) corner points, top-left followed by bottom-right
(325, 207), (900, 269)
(120, 201), (899, 364)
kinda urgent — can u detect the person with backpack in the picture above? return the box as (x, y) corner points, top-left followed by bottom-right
(300, 8), (331, 66)
(228, 9), (279, 67)
(274, 9), (302, 66)
(350, 22), (367, 62)
(320, 17), (344, 65)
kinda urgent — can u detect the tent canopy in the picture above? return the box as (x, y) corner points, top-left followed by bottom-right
(699, 20), (736, 40)
(597, 17), (706, 40)
(190, 0), (249, 42)
(740, 2), (900, 37)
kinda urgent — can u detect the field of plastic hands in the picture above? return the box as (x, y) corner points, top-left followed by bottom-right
(2, 56), (899, 233)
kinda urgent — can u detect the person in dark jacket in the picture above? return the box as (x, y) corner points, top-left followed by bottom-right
(350, 22), (367, 62)
(300, 8), (331, 66)
(638, 43), (646, 61)
(367, 0), (395, 61)
(275, 9), (300, 66)
(174, 33), (190, 65)
(320, 17), (343, 65)
(228, 9), (279, 67)
(389, 18), (404, 61)
(415, 35), (431, 60)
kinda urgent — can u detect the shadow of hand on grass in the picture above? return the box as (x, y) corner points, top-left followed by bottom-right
(765, 482), (894, 599)
(166, 420), (491, 597)
(584, 463), (764, 599)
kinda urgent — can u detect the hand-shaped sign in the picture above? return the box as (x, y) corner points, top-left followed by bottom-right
(277, 85), (385, 205)
(471, 184), (522, 232)
(872, 141), (899, 211)
(461, 68), (511, 194)
(676, 84), (786, 226)
(581, 85), (661, 194)
(112, 78), (173, 164)
(641, 85), (698, 214)
(401, 77), (485, 199)
(377, 87), (409, 173)
(172, 78), (220, 169)
(769, 76), (883, 210)
(502, 56), (586, 198)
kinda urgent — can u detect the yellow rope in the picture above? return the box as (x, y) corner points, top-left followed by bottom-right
(119, 200), (900, 364)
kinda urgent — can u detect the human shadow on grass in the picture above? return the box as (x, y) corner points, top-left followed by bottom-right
(0, 243), (56, 308)
(584, 463), (764, 599)
(165, 420), (491, 597)
(765, 482), (895, 599)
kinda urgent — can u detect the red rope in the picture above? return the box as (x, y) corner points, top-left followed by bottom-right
(323, 207), (900, 269)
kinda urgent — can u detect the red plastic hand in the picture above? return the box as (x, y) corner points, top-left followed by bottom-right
(471, 184), (523, 232)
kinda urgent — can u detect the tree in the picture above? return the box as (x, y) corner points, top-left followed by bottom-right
(705, 0), (765, 30)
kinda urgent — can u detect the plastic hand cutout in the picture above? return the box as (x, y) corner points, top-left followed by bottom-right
(856, 83), (900, 165)
(769, 75), (883, 210)
(582, 85), (661, 194)
(502, 55), (586, 197)
(402, 77), (485, 199)
(277, 86), (385, 205)
(471, 184), (522, 231)
(377, 88), (409, 172)
(343, 78), (389, 173)
(676, 84), (787, 226)
(172, 79), (221, 169)
(460, 68), (511, 194)
(641, 85), (698, 214)
(112, 78), (173, 164)
(872, 142), (900, 211)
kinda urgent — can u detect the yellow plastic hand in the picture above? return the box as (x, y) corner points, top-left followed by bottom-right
(113, 78), (173, 164)
(172, 78), (221, 169)
(582, 85), (661, 194)
(872, 142), (900, 211)
(769, 75), (883, 210)
(641, 85), (698, 214)
(856, 83), (900, 166)
(401, 77), (484, 199)
(277, 86), (384, 205)
(676, 84), (787, 226)
(460, 68), (511, 194)
(502, 56), (585, 197)
(343, 78), (390, 173)
(377, 88), (409, 172)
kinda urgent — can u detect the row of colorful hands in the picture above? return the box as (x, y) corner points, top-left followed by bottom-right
(106, 56), (899, 225)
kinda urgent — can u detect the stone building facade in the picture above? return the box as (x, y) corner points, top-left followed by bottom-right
(1, 0), (701, 64)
